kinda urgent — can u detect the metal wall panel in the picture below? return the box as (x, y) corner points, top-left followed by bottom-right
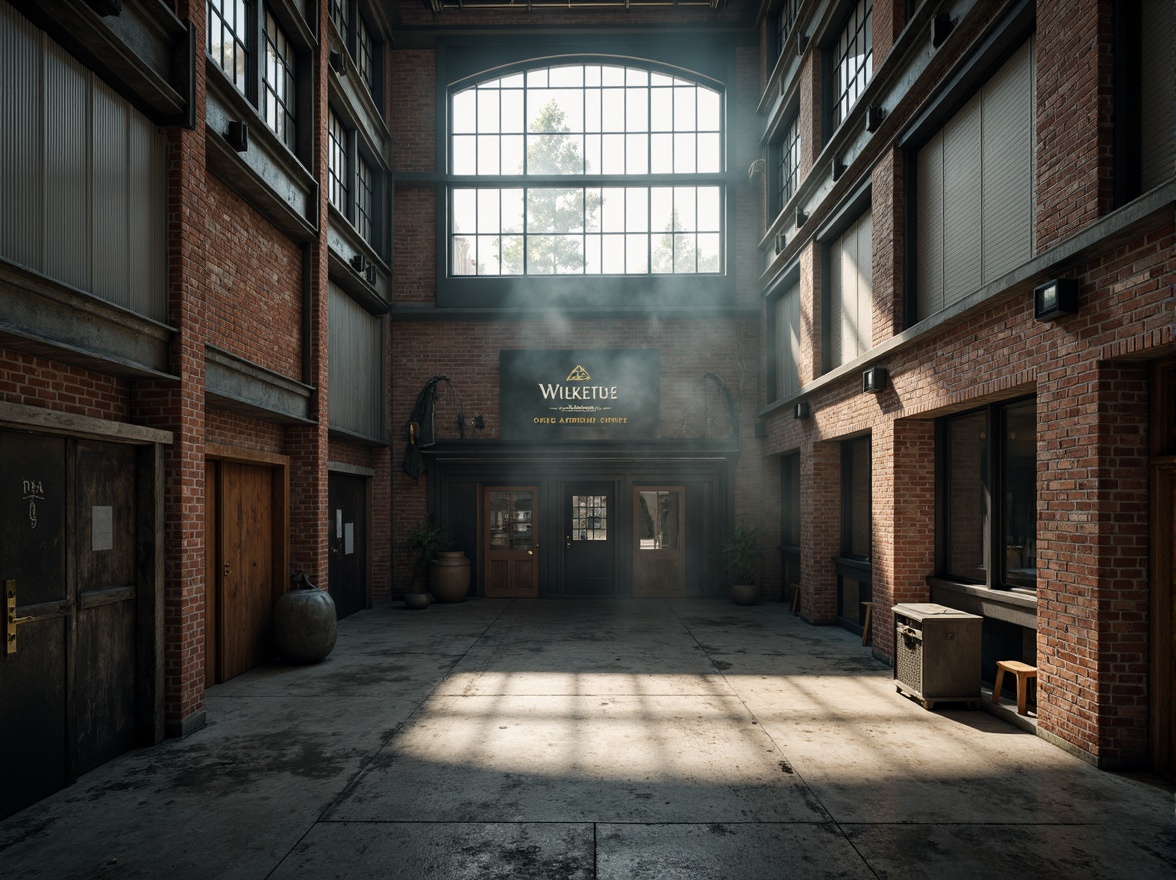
(0, 4), (167, 323)
(45, 38), (90, 291)
(917, 38), (1033, 322)
(829, 209), (871, 369)
(980, 39), (1034, 285)
(775, 280), (800, 398)
(94, 79), (130, 311)
(1, 4), (43, 270)
(328, 282), (385, 441)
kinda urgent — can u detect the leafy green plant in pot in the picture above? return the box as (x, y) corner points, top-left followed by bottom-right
(723, 518), (762, 605)
(405, 520), (451, 607)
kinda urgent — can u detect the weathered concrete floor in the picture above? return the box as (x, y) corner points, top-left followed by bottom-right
(2, 598), (1173, 879)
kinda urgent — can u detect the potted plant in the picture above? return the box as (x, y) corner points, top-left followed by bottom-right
(722, 518), (762, 605)
(405, 520), (451, 608)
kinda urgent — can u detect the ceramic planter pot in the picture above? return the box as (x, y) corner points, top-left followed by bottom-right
(274, 575), (337, 662)
(429, 551), (470, 603)
(731, 582), (759, 605)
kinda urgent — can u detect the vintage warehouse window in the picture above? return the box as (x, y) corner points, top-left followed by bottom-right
(207, 0), (306, 156)
(443, 56), (732, 308)
(914, 38), (1035, 323)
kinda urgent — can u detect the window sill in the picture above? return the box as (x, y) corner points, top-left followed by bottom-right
(928, 578), (1036, 628)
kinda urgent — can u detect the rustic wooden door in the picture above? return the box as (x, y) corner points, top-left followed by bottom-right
(328, 473), (367, 619)
(218, 462), (275, 681)
(0, 432), (69, 819)
(484, 487), (539, 597)
(562, 483), (615, 596)
(633, 487), (686, 597)
(73, 440), (137, 774)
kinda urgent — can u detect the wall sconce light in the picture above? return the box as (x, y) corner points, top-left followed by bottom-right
(866, 105), (885, 132)
(794, 401), (810, 420)
(795, 206), (808, 227)
(932, 13), (955, 48)
(329, 50), (347, 75)
(1033, 278), (1079, 320)
(226, 120), (248, 152)
(831, 156), (847, 181)
(862, 365), (888, 394)
(364, 263), (376, 284)
(774, 231), (787, 253)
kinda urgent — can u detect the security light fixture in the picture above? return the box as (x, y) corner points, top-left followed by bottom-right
(329, 50), (346, 75)
(862, 365), (888, 394)
(774, 231), (787, 253)
(226, 120), (248, 152)
(1033, 278), (1079, 320)
(350, 254), (366, 272)
(832, 156), (847, 181)
(795, 206), (808, 227)
(794, 401), (810, 419)
(866, 105), (885, 132)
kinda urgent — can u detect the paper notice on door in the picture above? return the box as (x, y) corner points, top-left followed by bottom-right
(92, 505), (113, 552)
(345, 522), (354, 555)
(336, 509), (343, 539)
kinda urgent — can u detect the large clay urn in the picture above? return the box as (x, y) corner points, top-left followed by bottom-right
(428, 551), (470, 603)
(273, 571), (337, 663)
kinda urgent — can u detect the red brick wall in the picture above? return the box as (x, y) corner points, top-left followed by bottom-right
(0, 350), (131, 420)
(1035, 0), (1116, 248)
(203, 177), (303, 379)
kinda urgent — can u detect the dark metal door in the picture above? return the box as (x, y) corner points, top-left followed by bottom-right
(328, 473), (367, 619)
(0, 432), (69, 819)
(562, 483), (615, 596)
(74, 440), (137, 774)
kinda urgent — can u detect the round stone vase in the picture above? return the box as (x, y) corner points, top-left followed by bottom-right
(274, 578), (338, 663)
(429, 551), (470, 603)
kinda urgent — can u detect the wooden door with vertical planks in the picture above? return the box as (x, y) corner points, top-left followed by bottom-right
(218, 462), (275, 681)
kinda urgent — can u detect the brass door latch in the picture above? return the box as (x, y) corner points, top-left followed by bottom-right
(6, 580), (33, 655)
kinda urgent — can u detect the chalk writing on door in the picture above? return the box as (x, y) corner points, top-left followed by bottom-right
(22, 479), (45, 529)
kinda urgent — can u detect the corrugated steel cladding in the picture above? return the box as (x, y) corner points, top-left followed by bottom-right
(0, 0), (1172, 776)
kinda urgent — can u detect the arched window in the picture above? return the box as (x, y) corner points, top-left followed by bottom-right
(447, 61), (725, 284)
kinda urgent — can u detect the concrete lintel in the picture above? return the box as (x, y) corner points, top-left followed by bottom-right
(0, 400), (173, 446)
(205, 347), (315, 425)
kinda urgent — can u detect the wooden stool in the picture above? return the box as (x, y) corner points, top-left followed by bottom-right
(860, 602), (873, 646)
(993, 660), (1037, 715)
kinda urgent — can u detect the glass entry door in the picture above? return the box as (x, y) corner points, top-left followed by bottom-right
(633, 486), (685, 597)
(484, 487), (539, 597)
(562, 483), (615, 596)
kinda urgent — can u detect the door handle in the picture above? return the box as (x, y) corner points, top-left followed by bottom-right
(566, 536), (571, 549)
(6, 579), (34, 655)
(223, 563), (231, 577)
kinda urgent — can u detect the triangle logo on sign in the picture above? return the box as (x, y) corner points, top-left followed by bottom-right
(566, 365), (591, 381)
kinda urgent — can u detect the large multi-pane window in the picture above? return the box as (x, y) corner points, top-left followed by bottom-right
(773, 113), (800, 218)
(355, 157), (375, 243)
(328, 109), (349, 214)
(449, 62), (724, 278)
(941, 399), (1036, 590)
(262, 10), (296, 150)
(206, 1), (303, 158)
(831, 0), (873, 130)
(776, 0), (799, 60)
(207, 0), (250, 93)
(330, 0), (381, 102)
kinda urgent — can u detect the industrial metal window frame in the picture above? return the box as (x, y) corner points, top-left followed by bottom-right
(936, 396), (1038, 592)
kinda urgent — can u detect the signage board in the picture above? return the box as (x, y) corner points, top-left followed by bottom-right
(499, 349), (660, 440)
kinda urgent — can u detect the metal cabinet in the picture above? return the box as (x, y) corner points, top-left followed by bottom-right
(893, 603), (982, 709)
